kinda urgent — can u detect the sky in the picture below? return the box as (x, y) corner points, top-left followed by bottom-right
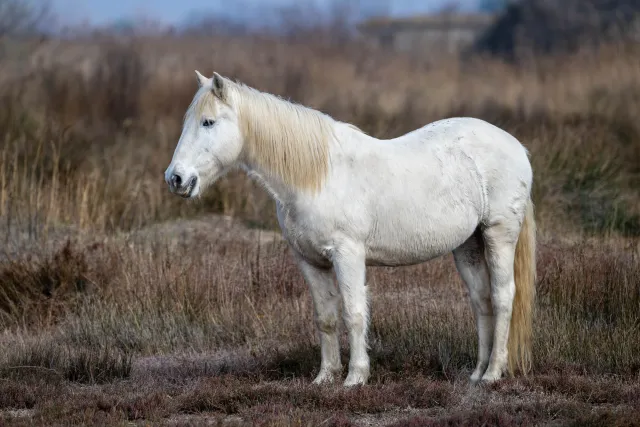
(51, 0), (481, 28)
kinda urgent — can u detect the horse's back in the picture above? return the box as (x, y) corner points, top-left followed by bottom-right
(404, 117), (529, 162)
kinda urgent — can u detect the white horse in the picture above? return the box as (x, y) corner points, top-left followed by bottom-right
(165, 71), (536, 387)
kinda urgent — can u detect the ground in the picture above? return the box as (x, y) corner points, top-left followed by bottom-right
(1, 215), (639, 426)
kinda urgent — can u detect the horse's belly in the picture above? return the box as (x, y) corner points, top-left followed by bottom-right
(364, 209), (478, 267)
(364, 236), (463, 267)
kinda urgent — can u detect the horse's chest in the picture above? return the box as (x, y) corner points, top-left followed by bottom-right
(277, 206), (334, 267)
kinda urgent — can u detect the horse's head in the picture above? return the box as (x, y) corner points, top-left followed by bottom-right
(165, 71), (242, 198)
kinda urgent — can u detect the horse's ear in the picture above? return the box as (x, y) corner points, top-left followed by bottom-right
(212, 72), (226, 100)
(195, 70), (209, 88)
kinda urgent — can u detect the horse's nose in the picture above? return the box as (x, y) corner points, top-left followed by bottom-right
(171, 173), (182, 189)
(166, 167), (198, 198)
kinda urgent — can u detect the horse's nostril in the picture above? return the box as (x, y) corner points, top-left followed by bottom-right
(172, 173), (182, 188)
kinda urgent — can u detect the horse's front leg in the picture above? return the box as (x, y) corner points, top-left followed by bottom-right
(332, 241), (370, 387)
(294, 254), (343, 384)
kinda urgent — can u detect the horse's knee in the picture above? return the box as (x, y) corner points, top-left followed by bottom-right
(344, 312), (366, 334)
(316, 312), (339, 334)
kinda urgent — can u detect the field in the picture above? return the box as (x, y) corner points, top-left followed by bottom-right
(0, 33), (639, 426)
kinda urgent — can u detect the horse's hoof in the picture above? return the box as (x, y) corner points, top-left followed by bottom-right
(312, 369), (340, 385)
(480, 371), (503, 384)
(343, 377), (367, 387)
(343, 367), (369, 387)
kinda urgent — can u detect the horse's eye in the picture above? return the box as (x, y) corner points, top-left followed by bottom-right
(202, 119), (215, 128)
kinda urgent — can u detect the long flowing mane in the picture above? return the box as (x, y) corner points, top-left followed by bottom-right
(233, 82), (335, 193)
(192, 78), (336, 193)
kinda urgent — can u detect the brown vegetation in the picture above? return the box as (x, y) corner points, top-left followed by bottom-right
(0, 31), (639, 426)
(475, 0), (640, 61)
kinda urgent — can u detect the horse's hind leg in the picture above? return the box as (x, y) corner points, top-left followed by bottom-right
(294, 254), (342, 384)
(453, 229), (493, 384)
(481, 220), (520, 382)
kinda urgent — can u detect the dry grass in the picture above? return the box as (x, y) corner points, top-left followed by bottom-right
(0, 32), (639, 425)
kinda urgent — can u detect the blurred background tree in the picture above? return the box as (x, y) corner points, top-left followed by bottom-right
(0, 0), (51, 37)
(479, 0), (513, 13)
(475, 0), (640, 60)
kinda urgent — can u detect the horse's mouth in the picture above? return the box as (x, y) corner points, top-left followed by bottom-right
(178, 176), (198, 198)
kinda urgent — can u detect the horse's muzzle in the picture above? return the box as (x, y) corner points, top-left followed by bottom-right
(167, 172), (198, 198)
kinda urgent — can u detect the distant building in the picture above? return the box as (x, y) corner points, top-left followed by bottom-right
(357, 13), (497, 56)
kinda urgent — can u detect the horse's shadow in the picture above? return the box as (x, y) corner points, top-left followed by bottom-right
(131, 343), (467, 384)
(130, 345), (321, 383)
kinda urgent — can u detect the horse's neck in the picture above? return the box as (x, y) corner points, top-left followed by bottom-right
(239, 154), (302, 205)
(240, 163), (289, 203)
(240, 123), (379, 203)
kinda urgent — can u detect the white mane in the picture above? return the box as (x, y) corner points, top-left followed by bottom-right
(188, 78), (337, 193)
